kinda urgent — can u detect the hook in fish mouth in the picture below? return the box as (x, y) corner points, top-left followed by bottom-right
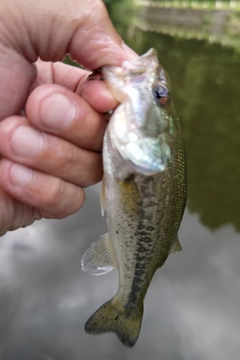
(87, 69), (104, 81)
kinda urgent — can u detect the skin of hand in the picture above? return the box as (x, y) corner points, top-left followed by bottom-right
(0, 0), (137, 236)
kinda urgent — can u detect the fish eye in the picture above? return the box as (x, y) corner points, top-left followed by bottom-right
(153, 85), (170, 107)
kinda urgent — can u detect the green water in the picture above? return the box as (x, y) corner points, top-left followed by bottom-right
(111, 8), (240, 231)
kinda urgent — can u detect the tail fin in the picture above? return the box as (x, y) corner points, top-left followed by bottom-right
(85, 298), (143, 347)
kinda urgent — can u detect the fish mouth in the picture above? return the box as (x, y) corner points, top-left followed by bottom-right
(116, 136), (171, 175)
(103, 48), (159, 90)
(121, 48), (158, 73)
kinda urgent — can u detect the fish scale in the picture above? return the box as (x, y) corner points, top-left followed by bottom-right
(81, 48), (187, 347)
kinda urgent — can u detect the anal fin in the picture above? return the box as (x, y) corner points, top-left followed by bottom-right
(81, 233), (117, 275)
(169, 237), (182, 255)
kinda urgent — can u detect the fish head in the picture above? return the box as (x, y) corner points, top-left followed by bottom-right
(103, 48), (176, 176)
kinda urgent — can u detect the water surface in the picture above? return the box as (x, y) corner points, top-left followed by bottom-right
(1, 5), (240, 360)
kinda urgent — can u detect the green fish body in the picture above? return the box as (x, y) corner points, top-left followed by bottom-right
(81, 48), (187, 347)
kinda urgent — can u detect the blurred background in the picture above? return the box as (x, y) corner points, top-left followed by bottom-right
(1, 1), (240, 359)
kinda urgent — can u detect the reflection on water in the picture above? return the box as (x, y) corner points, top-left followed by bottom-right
(134, 4), (240, 50)
(116, 16), (240, 231)
(1, 4), (240, 360)
(1, 191), (240, 360)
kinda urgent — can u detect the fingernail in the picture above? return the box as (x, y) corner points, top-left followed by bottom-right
(12, 126), (43, 157)
(10, 164), (33, 187)
(121, 42), (138, 60)
(40, 93), (76, 129)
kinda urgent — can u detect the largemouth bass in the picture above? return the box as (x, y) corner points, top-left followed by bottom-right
(81, 48), (187, 347)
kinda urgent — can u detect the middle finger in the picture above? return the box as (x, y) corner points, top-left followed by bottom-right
(0, 116), (103, 187)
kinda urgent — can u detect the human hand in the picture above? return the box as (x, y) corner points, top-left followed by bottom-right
(0, 0), (136, 236)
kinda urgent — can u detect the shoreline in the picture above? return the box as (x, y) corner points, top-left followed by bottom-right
(131, 2), (240, 51)
(134, 1), (240, 11)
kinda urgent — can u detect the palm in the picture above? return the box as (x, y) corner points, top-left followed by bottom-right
(0, 187), (37, 236)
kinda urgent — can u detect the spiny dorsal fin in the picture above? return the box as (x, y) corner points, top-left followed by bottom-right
(170, 237), (182, 255)
(81, 233), (117, 275)
(100, 176), (106, 216)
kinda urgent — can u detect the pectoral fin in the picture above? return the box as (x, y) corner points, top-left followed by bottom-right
(169, 237), (182, 255)
(81, 233), (117, 275)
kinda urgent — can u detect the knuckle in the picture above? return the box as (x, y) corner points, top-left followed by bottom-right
(60, 143), (78, 170)
(41, 178), (64, 209)
(78, 153), (103, 187)
(86, 157), (103, 186)
(70, 188), (85, 213)
(39, 177), (85, 217)
(57, 144), (103, 186)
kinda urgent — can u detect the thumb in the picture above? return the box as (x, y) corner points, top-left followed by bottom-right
(3, 0), (132, 68)
(69, 1), (134, 69)
(0, 0), (134, 119)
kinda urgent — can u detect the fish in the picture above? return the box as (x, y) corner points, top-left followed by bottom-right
(81, 48), (187, 347)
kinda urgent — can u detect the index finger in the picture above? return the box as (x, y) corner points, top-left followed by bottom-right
(32, 60), (119, 113)
(26, 84), (109, 152)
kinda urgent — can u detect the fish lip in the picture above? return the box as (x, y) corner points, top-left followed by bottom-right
(103, 65), (151, 85)
(121, 47), (158, 68)
(103, 48), (159, 82)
